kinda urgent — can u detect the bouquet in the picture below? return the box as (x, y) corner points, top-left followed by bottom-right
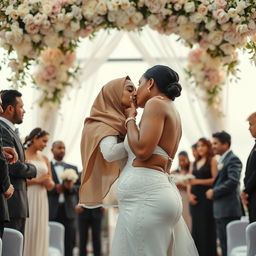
(60, 168), (78, 183)
(172, 173), (195, 185)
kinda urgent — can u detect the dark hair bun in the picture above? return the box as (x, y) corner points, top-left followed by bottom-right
(143, 65), (182, 101)
(166, 82), (182, 100)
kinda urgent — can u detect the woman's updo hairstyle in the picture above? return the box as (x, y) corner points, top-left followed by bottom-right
(23, 127), (49, 149)
(143, 65), (182, 100)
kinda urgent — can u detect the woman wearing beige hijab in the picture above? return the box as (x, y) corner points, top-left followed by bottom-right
(80, 76), (136, 207)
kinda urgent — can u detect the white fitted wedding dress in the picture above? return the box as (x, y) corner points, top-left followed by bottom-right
(100, 136), (199, 256)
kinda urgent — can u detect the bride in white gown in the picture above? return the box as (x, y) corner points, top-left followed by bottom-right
(80, 69), (198, 256)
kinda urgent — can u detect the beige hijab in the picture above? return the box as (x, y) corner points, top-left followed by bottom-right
(79, 76), (132, 207)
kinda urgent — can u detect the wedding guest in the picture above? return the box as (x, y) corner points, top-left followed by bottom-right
(48, 141), (79, 256)
(0, 96), (16, 238)
(76, 203), (103, 256)
(241, 112), (256, 223)
(23, 128), (55, 256)
(191, 143), (199, 161)
(206, 131), (242, 256)
(0, 89), (37, 235)
(188, 138), (217, 256)
(172, 151), (192, 230)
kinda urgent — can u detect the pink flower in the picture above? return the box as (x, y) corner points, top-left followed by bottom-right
(199, 39), (211, 50)
(213, 9), (229, 24)
(64, 52), (76, 66)
(79, 25), (94, 38)
(41, 48), (64, 65)
(205, 68), (224, 85)
(215, 0), (227, 9)
(43, 65), (58, 80)
(52, 2), (62, 15)
(25, 23), (40, 34)
(189, 48), (204, 64)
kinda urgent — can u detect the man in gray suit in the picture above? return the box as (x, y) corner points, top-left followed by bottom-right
(0, 90), (37, 235)
(206, 131), (242, 256)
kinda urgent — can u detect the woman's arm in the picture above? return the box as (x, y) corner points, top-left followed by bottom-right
(99, 136), (127, 162)
(126, 98), (165, 161)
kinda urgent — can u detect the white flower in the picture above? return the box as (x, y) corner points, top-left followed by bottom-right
(184, 2), (195, 13)
(31, 34), (41, 43)
(44, 33), (63, 48)
(236, 1), (247, 14)
(190, 13), (204, 23)
(228, 8), (238, 18)
(220, 43), (235, 55)
(17, 3), (30, 17)
(71, 5), (82, 19)
(177, 16), (188, 25)
(54, 22), (66, 32)
(131, 12), (144, 25)
(145, 0), (167, 13)
(116, 11), (129, 27)
(236, 24), (248, 34)
(205, 20), (216, 31)
(147, 14), (160, 26)
(107, 11), (116, 22)
(60, 168), (78, 183)
(93, 16), (104, 25)
(70, 21), (80, 32)
(23, 14), (34, 24)
(33, 13), (46, 25)
(96, 1), (108, 15)
(179, 24), (196, 40)
(197, 4), (208, 16)
(121, 0), (131, 10)
(42, 1), (53, 15)
(248, 20), (256, 31)
(107, 1), (119, 12)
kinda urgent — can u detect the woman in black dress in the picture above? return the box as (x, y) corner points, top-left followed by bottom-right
(187, 138), (218, 256)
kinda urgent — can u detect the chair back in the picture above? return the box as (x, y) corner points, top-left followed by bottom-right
(246, 222), (256, 256)
(2, 228), (23, 256)
(227, 220), (248, 256)
(49, 221), (65, 255)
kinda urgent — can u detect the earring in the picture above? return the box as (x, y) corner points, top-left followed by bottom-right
(147, 88), (150, 92)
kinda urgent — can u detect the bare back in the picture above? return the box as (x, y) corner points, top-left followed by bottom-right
(131, 96), (182, 172)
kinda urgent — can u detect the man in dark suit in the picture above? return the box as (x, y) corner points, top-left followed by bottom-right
(0, 90), (37, 235)
(206, 131), (242, 256)
(0, 96), (17, 238)
(48, 141), (79, 256)
(241, 112), (256, 223)
(76, 172), (103, 256)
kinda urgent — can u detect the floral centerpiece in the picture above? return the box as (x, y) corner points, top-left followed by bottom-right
(60, 168), (79, 183)
(0, 0), (256, 106)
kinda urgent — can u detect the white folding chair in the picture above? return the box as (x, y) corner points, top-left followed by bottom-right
(246, 222), (256, 256)
(48, 221), (65, 256)
(0, 238), (2, 256)
(2, 228), (23, 256)
(227, 220), (248, 256)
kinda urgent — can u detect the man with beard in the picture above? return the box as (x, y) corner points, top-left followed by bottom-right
(0, 90), (37, 235)
(48, 141), (79, 256)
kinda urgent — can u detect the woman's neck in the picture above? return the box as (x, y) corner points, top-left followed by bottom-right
(26, 145), (38, 155)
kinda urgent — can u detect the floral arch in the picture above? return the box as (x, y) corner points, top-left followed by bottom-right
(0, 0), (256, 109)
